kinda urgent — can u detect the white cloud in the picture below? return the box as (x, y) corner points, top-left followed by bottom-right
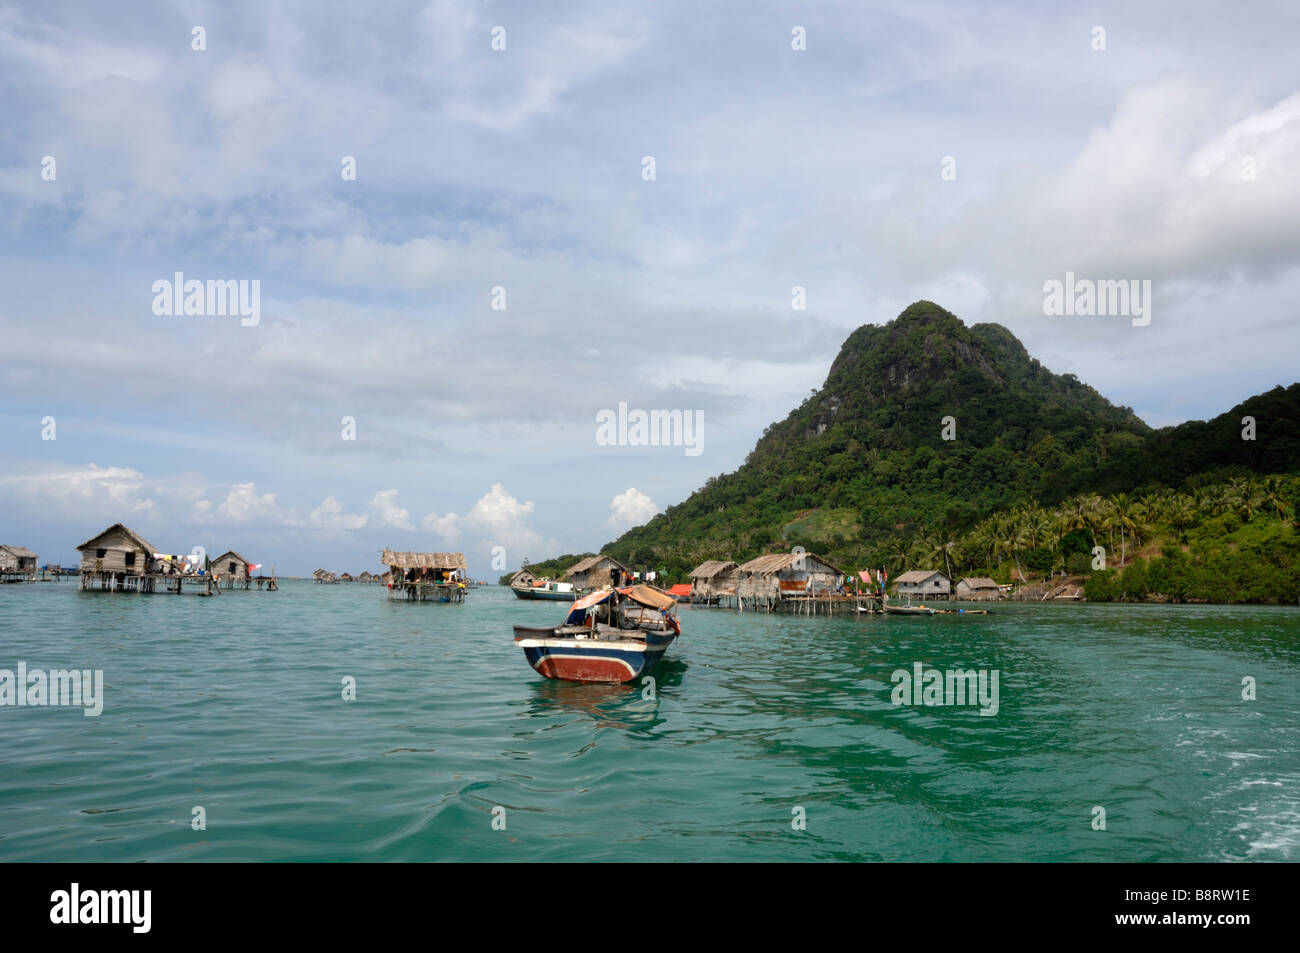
(608, 487), (658, 530)
(303, 496), (367, 533)
(215, 482), (281, 522)
(421, 483), (543, 560)
(370, 489), (413, 530)
(0, 462), (154, 515)
(421, 511), (462, 540)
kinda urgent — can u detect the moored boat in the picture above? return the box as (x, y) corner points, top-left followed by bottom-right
(513, 585), (681, 683)
(511, 578), (578, 601)
(885, 604), (936, 615)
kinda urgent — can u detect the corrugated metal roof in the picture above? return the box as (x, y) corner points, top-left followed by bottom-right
(895, 570), (950, 583)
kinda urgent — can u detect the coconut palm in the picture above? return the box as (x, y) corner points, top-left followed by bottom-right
(889, 539), (910, 573)
(1167, 493), (1196, 543)
(1228, 477), (1263, 522)
(933, 537), (961, 580)
(1110, 493), (1139, 566)
(996, 515), (1028, 582)
(1025, 506), (1053, 550)
(1260, 475), (1292, 520)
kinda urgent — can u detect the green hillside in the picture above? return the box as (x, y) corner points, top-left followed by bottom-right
(594, 301), (1300, 597)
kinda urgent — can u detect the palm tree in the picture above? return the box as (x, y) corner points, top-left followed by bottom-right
(1209, 483), (1233, 516)
(1099, 497), (1118, 557)
(1137, 491), (1164, 526)
(1025, 506), (1053, 550)
(1061, 495), (1099, 551)
(1228, 477), (1263, 522)
(1261, 475), (1292, 521)
(1167, 493), (1196, 543)
(997, 515), (1028, 582)
(889, 539), (910, 573)
(1110, 493), (1138, 566)
(933, 537), (961, 580)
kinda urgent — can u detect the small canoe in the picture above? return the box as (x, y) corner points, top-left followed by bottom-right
(886, 605), (935, 616)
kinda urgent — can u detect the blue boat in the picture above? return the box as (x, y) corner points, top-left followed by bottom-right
(513, 585), (680, 683)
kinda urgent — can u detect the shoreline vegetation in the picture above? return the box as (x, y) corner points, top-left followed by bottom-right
(507, 303), (1300, 607)
(503, 475), (1299, 605)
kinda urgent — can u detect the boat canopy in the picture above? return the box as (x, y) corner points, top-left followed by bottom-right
(564, 585), (676, 624)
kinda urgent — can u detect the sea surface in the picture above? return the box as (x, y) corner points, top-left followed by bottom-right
(1, 580), (1297, 862)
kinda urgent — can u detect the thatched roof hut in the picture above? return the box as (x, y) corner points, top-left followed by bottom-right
(735, 552), (844, 603)
(0, 545), (38, 577)
(359, 571), (373, 584)
(954, 577), (1001, 600)
(564, 554), (629, 590)
(76, 523), (158, 576)
(510, 568), (538, 588)
(381, 551), (466, 582)
(688, 559), (738, 601)
(381, 551), (466, 570)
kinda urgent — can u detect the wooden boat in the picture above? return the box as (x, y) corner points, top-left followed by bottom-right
(514, 585), (680, 683)
(885, 604), (936, 616)
(511, 578), (578, 601)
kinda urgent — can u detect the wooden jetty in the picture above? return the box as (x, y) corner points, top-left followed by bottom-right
(382, 550), (468, 603)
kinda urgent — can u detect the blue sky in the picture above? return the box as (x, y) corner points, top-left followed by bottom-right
(2, 0), (1298, 576)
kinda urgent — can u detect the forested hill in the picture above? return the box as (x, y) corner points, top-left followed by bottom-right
(600, 301), (1300, 580)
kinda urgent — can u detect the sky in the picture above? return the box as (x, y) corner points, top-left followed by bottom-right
(1, 0), (1298, 576)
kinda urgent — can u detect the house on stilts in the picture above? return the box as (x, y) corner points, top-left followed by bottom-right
(382, 551), (468, 603)
(687, 560), (738, 605)
(76, 523), (216, 595)
(0, 545), (38, 583)
(733, 552), (863, 613)
(564, 554), (631, 592)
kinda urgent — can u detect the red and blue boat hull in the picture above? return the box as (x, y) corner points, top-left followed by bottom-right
(514, 629), (676, 683)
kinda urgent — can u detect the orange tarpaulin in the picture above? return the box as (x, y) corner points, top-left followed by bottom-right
(569, 585), (677, 613)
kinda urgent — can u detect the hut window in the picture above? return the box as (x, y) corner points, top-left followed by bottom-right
(228, 561), (236, 572)
(96, 548), (107, 558)
(124, 552), (136, 566)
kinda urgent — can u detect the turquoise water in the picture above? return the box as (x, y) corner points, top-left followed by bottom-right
(1, 580), (1297, 862)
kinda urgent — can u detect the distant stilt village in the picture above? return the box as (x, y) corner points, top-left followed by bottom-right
(5, 523), (1045, 613)
(509, 552), (1024, 614)
(2, 523), (278, 595)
